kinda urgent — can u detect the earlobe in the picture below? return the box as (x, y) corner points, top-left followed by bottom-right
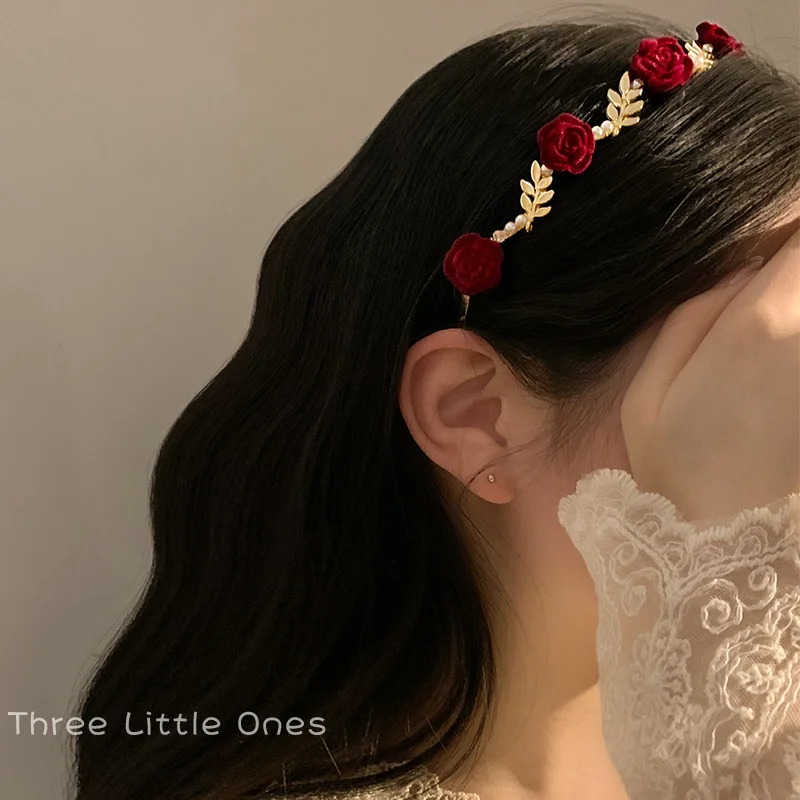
(398, 329), (516, 503)
(471, 468), (515, 504)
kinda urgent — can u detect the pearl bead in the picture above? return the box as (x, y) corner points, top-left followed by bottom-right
(592, 125), (604, 139)
(601, 120), (614, 134)
(632, 78), (643, 88)
(504, 221), (515, 232)
(515, 214), (526, 225)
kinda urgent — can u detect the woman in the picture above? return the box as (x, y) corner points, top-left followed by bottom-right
(72, 11), (800, 800)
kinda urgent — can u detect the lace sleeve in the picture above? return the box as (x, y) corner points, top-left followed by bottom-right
(557, 468), (800, 800)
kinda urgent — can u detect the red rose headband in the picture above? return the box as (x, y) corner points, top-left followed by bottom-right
(443, 21), (744, 326)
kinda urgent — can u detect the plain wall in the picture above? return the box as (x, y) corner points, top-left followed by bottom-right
(1, 1), (797, 797)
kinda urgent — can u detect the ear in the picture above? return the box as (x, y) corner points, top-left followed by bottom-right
(398, 328), (533, 504)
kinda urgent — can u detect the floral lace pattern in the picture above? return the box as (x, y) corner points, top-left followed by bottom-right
(557, 468), (800, 799)
(293, 766), (478, 800)
(300, 470), (800, 799)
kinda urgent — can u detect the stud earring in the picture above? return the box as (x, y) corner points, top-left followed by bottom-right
(487, 473), (496, 483)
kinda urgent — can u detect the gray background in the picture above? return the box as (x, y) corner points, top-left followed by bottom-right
(1, 2), (797, 798)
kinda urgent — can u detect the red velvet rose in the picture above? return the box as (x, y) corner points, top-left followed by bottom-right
(536, 113), (595, 175)
(696, 21), (743, 56)
(443, 233), (503, 296)
(630, 37), (695, 94)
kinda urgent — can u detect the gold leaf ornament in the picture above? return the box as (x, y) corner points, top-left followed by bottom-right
(531, 161), (542, 183)
(597, 68), (646, 137)
(626, 99), (644, 115)
(685, 40), (715, 73)
(520, 179), (535, 195)
(520, 193), (532, 212)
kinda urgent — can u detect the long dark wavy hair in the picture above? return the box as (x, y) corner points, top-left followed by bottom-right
(71, 10), (800, 800)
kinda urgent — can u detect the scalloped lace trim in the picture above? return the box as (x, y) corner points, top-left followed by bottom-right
(293, 766), (479, 799)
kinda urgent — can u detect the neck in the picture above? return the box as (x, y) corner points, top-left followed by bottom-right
(426, 512), (628, 800)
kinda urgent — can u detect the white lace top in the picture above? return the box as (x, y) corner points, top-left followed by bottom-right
(302, 468), (800, 800)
